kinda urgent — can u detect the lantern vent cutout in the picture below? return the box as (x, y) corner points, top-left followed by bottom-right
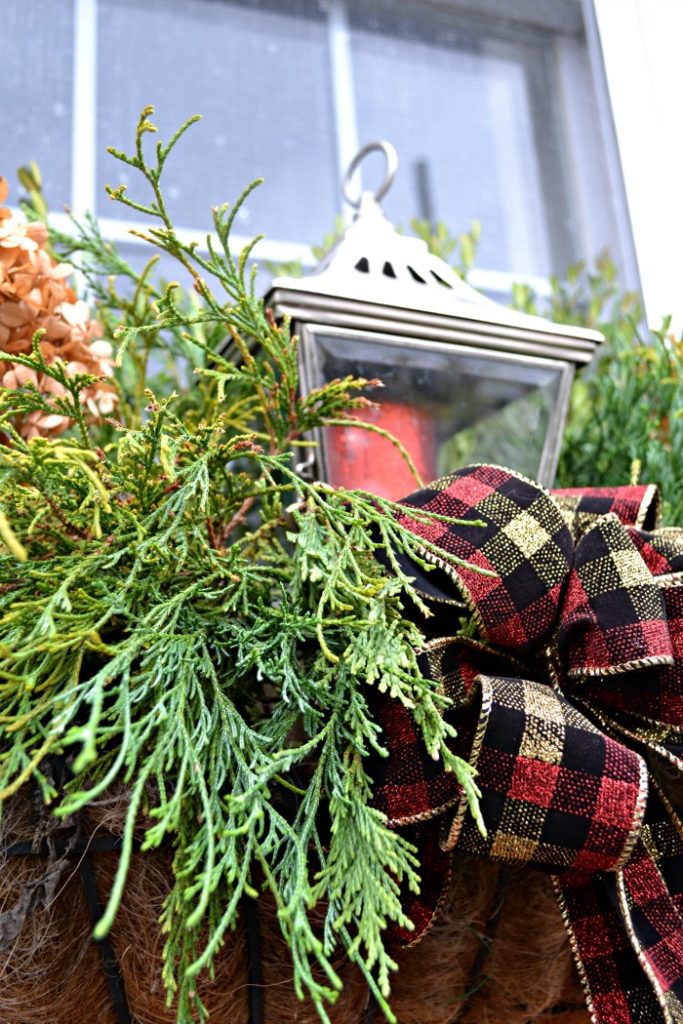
(262, 141), (603, 498)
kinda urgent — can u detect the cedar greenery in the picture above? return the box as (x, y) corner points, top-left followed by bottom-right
(0, 109), (483, 1023)
(511, 256), (683, 525)
(557, 319), (683, 524)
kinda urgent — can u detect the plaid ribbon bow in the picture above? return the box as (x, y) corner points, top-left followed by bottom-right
(370, 464), (683, 1024)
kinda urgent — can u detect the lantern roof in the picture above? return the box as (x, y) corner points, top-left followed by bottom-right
(267, 142), (603, 365)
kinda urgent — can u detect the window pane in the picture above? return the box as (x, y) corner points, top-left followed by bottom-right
(97, 0), (339, 245)
(348, 1), (579, 277)
(1, 0), (74, 208)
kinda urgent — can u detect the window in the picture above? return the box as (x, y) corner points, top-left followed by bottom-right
(4, 2), (75, 210)
(3, 0), (635, 296)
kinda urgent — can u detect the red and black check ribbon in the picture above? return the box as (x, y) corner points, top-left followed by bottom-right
(370, 465), (683, 1024)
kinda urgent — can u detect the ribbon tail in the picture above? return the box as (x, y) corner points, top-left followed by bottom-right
(555, 837), (683, 1024)
(617, 839), (683, 1024)
(387, 821), (452, 946)
(617, 783), (683, 1023)
(555, 869), (667, 1024)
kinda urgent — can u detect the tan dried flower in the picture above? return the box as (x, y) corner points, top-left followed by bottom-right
(0, 176), (117, 440)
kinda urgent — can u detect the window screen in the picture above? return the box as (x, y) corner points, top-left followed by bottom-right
(2, 0), (75, 209)
(97, 0), (339, 245)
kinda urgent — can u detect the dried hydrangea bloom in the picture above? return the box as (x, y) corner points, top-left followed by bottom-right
(0, 176), (117, 439)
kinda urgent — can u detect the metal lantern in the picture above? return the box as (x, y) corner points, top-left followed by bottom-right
(264, 142), (603, 499)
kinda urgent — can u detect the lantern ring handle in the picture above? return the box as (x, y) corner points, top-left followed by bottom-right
(342, 140), (398, 209)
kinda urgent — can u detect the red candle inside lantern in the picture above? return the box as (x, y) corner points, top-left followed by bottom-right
(326, 401), (437, 499)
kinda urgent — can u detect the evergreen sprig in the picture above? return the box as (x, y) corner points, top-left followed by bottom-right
(0, 331), (99, 448)
(0, 108), (483, 1022)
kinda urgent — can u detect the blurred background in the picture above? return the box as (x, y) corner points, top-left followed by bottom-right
(2, 0), (682, 324)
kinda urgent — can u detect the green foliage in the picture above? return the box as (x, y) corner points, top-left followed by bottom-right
(1, 108), (483, 1023)
(21, 198), (227, 433)
(557, 319), (683, 524)
(0, 332), (100, 448)
(16, 161), (48, 222)
(513, 251), (683, 525)
(408, 218), (481, 281)
(510, 249), (642, 340)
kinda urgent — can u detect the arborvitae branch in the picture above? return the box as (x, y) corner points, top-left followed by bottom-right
(0, 108), (484, 1023)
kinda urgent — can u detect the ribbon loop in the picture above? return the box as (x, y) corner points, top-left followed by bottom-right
(560, 513), (674, 679)
(396, 464), (573, 650)
(577, 581), (683, 733)
(443, 676), (648, 876)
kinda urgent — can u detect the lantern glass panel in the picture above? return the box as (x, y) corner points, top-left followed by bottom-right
(300, 325), (571, 498)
